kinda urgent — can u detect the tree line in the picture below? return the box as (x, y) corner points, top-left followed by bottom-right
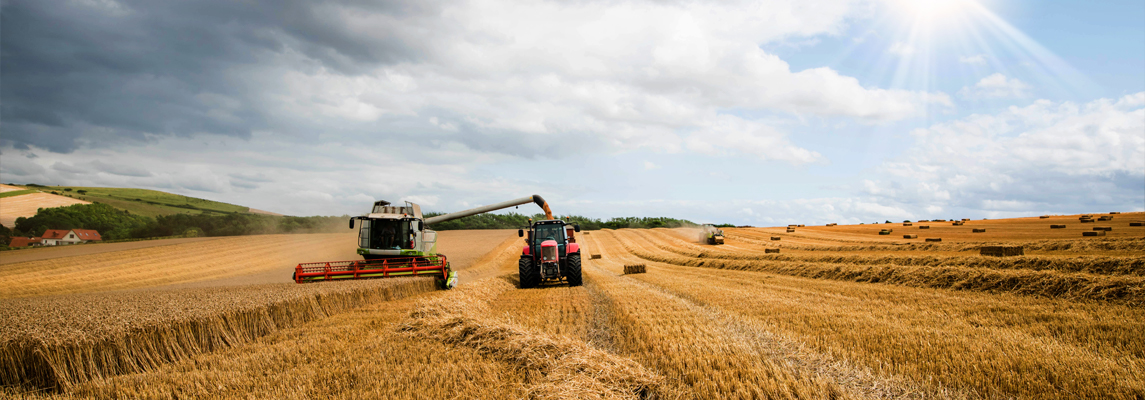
(1, 203), (347, 248)
(1, 203), (698, 249)
(425, 212), (695, 231)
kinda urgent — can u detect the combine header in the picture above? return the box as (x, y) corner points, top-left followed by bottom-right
(295, 195), (554, 289)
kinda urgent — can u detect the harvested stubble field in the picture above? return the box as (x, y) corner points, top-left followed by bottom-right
(5, 214), (1145, 399)
(0, 192), (89, 228)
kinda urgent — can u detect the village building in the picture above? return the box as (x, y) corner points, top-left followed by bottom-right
(38, 229), (102, 246)
(7, 237), (40, 247)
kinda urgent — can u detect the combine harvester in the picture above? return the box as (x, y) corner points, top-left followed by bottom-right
(700, 224), (725, 245)
(294, 195), (555, 289)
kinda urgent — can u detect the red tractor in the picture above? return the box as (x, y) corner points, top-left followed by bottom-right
(518, 219), (582, 288)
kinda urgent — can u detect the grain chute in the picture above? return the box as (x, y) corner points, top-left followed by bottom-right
(294, 195), (553, 289)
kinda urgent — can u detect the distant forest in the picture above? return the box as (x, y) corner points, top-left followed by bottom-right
(1, 203), (698, 249)
(426, 212), (695, 231)
(1, 203), (346, 247)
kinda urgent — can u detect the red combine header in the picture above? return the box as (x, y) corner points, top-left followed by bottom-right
(294, 255), (449, 283)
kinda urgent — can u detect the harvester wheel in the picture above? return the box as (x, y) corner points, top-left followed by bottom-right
(518, 257), (539, 288)
(564, 253), (582, 287)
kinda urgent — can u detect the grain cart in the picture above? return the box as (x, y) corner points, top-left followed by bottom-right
(517, 218), (582, 288)
(294, 195), (554, 289)
(700, 224), (725, 245)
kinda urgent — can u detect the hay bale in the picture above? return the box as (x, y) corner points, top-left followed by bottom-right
(764, 248), (780, 254)
(925, 238), (942, 242)
(798, 224), (805, 227)
(1039, 215), (1050, 219)
(826, 223), (837, 226)
(972, 228), (986, 233)
(1093, 227), (1112, 231)
(903, 222), (913, 226)
(903, 234), (917, 239)
(788, 224), (799, 228)
(1131, 222), (1144, 227)
(961, 218), (970, 221)
(623, 264), (646, 274)
(952, 221), (964, 226)
(1079, 218), (1094, 223)
(786, 228), (795, 233)
(919, 226), (930, 229)
(980, 246), (1024, 257)
(1082, 231), (1105, 237)
(878, 230), (891, 235)
(770, 236), (781, 241)
(590, 254), (602, 260)
(1098, 216), (1113, 221)
(1050, 225), (1066, 229)
(1110, 211), (1121, 214)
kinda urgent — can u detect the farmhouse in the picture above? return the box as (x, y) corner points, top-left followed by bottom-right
(7, 237), (40, 247)
(39, 229), (103, 246)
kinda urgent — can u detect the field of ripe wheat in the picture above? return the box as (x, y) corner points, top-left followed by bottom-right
(5, 214), (1144, 399)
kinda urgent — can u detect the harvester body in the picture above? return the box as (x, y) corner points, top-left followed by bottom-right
(295, 195), (553, 289)
(518, 219), (581, 288)
(700, 224), (725, 245)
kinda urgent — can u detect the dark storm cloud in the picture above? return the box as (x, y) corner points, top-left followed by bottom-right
(0, 0), (437, 153)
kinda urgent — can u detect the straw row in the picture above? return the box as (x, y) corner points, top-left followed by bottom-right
(0, 277), (436, 392)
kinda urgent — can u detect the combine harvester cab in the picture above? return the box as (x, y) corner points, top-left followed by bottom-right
(518, 217), (582, 288)
(295, 195), (554, 290)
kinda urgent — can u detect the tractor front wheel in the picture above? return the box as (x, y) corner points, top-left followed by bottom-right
(564, 253), (582, 287)
(519, 257), (539, 288)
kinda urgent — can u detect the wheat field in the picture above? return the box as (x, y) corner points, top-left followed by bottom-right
(5, 213), (1144, 399)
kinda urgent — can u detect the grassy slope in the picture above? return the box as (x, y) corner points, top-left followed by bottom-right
(0, 190), (37, 199)
(30, 186), (251, 218)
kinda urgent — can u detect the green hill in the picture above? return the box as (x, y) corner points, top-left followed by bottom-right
(21, 185), (253, 218)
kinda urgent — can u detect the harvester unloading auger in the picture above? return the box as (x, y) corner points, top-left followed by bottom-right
(293, 195), (555, 289)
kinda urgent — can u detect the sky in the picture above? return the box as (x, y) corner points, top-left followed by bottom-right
(1, 0), (1143, 225)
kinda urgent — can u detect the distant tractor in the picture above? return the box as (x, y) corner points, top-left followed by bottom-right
(518, 218), (582, 288)
(700, 224), (725, 245)
(295, 195), (554, 289)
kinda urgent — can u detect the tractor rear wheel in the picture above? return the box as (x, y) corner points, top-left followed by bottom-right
(564, 253), (582, 287)
(518, 257), (539, 288)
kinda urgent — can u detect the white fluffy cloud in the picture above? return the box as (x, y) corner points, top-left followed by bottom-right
(870, 92), (1145, 214)
(959, 54), (987, 66)
(959, 73), (1032, 98)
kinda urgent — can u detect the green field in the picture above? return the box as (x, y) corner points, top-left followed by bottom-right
(20, 186), (252, 218)
(0, 190), (37, 199)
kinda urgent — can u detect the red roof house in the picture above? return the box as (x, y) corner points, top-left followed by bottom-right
(39, 229), (102, 245)
(7, 237), (40, 247)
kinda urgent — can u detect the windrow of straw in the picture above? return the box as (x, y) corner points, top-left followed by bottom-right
(722, 230), (1145, 253)
(398, 277), (663, 400)
(635, 230), (1145, 276)
(0, 277), (436, 392)
(614, 231), (1145, 305)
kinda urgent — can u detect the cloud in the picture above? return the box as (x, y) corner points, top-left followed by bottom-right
(867, 92), (1145, 215)
(643, 161), (660, 170)
(1, 0), (945, 165)
(958, 73), (1032, 99)
(89, 160), (152, 177)
(959, 54), (987, 66)
(888, 41), (915, 56)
